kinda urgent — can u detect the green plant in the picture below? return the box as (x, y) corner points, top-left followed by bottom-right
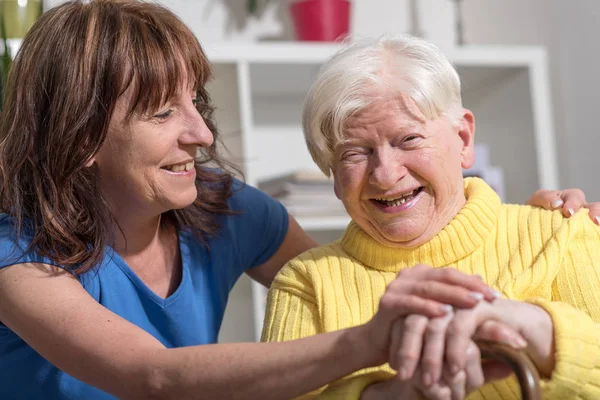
(246, 0), (272, 15)
(0, 0), (44, 109)
(0, 6), (11, 110)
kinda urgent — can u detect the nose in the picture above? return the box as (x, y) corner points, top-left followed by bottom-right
(180, 105), (214, 148)
(368, 147), (407, 190)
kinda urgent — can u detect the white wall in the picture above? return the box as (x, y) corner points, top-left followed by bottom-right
(460, 0), (600, 199)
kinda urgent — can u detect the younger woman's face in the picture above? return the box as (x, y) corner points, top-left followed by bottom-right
(93, 80), (213, 221)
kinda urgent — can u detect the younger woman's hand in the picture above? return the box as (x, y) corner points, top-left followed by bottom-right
(527, 188), (600, 224)
(362, 264), (500, 366)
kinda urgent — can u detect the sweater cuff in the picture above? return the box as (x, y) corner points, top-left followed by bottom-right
(526, 298), (600, 398)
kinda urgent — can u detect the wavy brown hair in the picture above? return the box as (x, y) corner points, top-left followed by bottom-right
(0, 0), (238, 275)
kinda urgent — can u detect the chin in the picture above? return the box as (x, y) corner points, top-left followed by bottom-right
(167, 190), (198, 210)
(373, 223), (429, 247)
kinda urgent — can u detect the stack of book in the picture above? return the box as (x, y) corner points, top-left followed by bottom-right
(259, 170), (348, 217)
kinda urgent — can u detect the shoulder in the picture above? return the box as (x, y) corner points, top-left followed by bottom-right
(0, 214), (56, 268)
(499, 203), (599, 243)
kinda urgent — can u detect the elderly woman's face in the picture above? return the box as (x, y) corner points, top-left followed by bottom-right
(332, 93), (475, 248)
(92, 81), (213, 219)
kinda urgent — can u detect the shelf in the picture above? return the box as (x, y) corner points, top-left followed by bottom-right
(204, 42), (546, 66)
(295, 215), (350, 231)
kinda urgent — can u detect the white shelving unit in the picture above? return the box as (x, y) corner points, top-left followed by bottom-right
(204, 42), (558, 342)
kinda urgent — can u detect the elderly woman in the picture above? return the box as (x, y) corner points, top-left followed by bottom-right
(262, 34), (600, 399)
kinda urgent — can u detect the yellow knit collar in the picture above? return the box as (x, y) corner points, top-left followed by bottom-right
(340, 178), (501, 271)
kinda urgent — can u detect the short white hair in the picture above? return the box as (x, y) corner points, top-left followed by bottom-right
(303, 34), (463, 176)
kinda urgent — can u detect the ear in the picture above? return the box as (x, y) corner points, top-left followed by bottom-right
(457, 109), (476, 170)
(85, 156), (96, 168)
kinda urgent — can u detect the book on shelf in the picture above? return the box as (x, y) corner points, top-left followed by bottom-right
(463, 143), (506, 201)
(259, 170), (347, 217)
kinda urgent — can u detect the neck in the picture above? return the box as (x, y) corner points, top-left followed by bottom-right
(110, 212), (164, 256)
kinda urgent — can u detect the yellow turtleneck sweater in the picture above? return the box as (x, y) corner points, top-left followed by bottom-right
(262, 178), (600, 399)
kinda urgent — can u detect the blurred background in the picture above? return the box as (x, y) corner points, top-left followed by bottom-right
(4, 0), (599, 342)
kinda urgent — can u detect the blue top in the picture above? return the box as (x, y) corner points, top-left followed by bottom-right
(0, 179), (289, 399)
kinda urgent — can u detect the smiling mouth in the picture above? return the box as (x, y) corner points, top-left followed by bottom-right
(161, 161), (195, 172)
(373, 187), (424, 206)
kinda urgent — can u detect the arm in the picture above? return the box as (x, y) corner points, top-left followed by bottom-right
(0, 262), (392, 400)
(442, 212), (600, 399)
(525, 214), (600, 398)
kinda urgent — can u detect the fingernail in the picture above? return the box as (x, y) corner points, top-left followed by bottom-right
(550, 198), (563, 208)
(513, 336), (527, 348)
(568, 208), (575, 216)
(469, 292), (484, 301)
(474, 273), (484, 280)
(441, 304), (454, 314)
(423, 372), (432, 386)
(450, 363), (460, 375)
(595, 216), (600, 225)
(489, 289), (503, 298)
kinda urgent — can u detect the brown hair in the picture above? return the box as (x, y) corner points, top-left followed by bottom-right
(0, 0), (237, 274)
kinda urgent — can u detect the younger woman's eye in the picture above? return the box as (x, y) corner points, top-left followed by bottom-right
(153, 109), (173, 120)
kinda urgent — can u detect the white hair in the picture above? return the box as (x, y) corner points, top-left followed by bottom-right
(303, 34), (463, 176)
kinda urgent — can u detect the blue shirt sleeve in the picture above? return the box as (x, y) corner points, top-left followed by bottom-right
(226, 179), (289, 270)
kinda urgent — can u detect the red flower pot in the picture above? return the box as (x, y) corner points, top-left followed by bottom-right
(289, 0), (351, 42)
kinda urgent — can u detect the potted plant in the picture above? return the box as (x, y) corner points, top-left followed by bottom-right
(247, 0), (351, 42)
(0, 0), (44, 109)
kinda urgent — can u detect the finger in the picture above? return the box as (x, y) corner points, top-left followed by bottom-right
(464, 342), (484, 394)
(409, 280), (491, 309)
(445, 303), (494, 374)
(526, 189), (562, 209)
(418, 377), (452, 400)
(378, 292), (453, 320)
(389, 319), (405, 371)
(585, 202), (600, 225)
(422, 267), (500, 301)
(395, 314), (429, 381)
(421, 312), (453, 387)
(559, 188), (586, 217)
(472, 320), (527, 349)
(443, 369), (466, 400)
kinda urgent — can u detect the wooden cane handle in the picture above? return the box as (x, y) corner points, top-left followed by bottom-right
(476, 340), (542, 400)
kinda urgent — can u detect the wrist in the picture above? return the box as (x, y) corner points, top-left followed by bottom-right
(344, 324), (388, 368)
(525, 305), (555, 378)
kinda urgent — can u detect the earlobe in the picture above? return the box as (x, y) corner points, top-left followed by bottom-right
(333, 175), (341, 200)
(85, 157), (96, 168)
(458, 109), (476, 170)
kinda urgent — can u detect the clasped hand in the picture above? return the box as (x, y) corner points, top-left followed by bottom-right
(361, 265), (554, 400)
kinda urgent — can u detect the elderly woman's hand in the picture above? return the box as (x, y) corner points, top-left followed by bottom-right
(527, 187), (600, 224)
(386, 311), (523, 400)
(443, 297), (555, 379)
(361, 264), (500, 365)
(363, 333), (512, 400)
